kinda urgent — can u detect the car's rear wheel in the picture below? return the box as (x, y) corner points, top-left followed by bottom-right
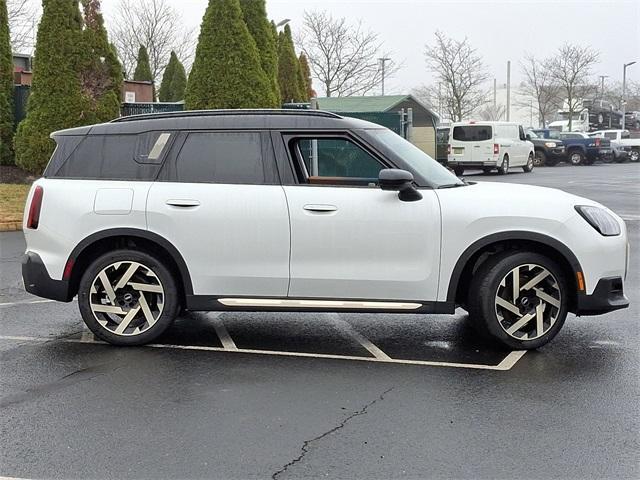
(78, 249), (179, 346)
(453, 166), (465, 176)
(468, 251), (568, 350)
(533, 150), (546, 167)
(497, 155), (509, 175)
(522, 153), (534, 172)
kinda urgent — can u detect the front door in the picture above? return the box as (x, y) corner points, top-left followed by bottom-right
(281, 134), (441, 302)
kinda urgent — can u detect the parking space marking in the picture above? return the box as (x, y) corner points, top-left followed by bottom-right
(0, 299), (56, 307)
(0, 334), (527, 371)
(210, 314), (238, 351)
(331, 316), (391, 360)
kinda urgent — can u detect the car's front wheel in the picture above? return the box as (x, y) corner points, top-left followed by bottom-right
(568, 150), (585, 166)
(522, 153), (534, 172)
(533, 150), (546, 167)
(78, 249), (180, 346)
(630, 149), (640, 162)
(468, 251), (568, 350)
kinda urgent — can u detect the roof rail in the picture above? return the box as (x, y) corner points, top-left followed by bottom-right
(111, 109), (342, 123)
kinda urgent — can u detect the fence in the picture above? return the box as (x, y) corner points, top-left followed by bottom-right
(120, 102), (184, 117)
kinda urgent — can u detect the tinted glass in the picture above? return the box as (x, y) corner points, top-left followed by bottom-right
(452, 125), (492, 141)
(296, 138), (383, 179)
(52, 135), (161, 180)
(604, 132), (617, 140)
(135, 132), (172, 164)
(175, 132), (266, 184)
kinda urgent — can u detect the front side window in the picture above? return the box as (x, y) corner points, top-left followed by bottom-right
(294, 137), (384, 182)
(173, 132), (267, 184)
(605, 132), (617, 140)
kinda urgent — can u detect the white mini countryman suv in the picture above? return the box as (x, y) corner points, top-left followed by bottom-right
(22, 110), (630, 349)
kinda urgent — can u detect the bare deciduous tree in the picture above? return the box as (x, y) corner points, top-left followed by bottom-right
(7, 0), (38, 52)
(478, 103), (506, 121)
(549, 44), (599, 131)
(107, 0), (195, 83)
(423, 31), (489, 121)
(297, 10), (399, 97)
(518, 53), (561, 128)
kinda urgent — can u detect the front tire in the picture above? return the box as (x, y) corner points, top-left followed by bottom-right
(467, 251), (568, 350)
(568, 150), (585, 166)
(630, 149), (640, 162)
(78, 249), (180, 346)
(522, 153), (534, 172)
(533, 150), (546, 167)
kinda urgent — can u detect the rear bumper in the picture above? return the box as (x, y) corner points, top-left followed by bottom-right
(447, 161), (497, 167)
(576, 276), (629, 315)
(22, 251), (73, 302)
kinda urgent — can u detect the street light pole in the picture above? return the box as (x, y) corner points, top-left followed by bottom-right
(622, 61), (636, 130)
(379, 57), (391, 96)
(598, 75), (608, 100)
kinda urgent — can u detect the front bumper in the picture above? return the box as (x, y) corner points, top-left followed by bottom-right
(576, 276), (629, 315)
(22, 251), (73, 302)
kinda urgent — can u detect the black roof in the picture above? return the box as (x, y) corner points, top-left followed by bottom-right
(52, 109), (381, 136)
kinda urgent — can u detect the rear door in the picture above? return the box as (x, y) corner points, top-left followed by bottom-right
(450, 125), (493, 162)
(147, 131), (290, 297)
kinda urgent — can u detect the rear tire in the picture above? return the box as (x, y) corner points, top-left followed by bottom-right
(467, 251), (568, 350)
(497, 155), (509, 175)
(78, 249), (179, 346)
(522, 153), (534, 172)
(453, 166), (465, 177)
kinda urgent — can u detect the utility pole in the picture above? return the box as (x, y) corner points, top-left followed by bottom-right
(506, 61), (511, 122)
(622, 61), (636, 130)
(598, 75), (608, 101)
(493, 78), (497, 107)
(379, 57), (391, 96)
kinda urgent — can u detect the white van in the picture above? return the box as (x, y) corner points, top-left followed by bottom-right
(447, 121), (535, 176)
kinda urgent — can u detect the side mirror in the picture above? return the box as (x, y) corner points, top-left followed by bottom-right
(378, 169), (422, 202)
(525, 134), (531, 141)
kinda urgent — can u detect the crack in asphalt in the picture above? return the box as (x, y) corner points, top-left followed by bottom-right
(271, 386), (394, 480)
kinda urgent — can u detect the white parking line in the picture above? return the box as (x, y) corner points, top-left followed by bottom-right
(0, 334), (527, 371)
(0, 299), (56, 307)
(210, 314), (238, 351)
(331, 316), (391, 360)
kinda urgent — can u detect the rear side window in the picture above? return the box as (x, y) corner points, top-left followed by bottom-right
(452, 126), (492, 141)
(48, 132), (174, 180)
(168, 132), (272, 184)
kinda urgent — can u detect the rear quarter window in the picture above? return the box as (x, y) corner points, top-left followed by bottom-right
(452, 126), (492, 141)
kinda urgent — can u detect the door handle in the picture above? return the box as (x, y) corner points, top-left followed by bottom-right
(303, 204), (338, 213)
(166, 199), (200, 207)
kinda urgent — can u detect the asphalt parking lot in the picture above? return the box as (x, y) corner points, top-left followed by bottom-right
(1, 162), (639, 479)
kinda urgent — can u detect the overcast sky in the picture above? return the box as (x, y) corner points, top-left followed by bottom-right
(102, 0), (640, 95)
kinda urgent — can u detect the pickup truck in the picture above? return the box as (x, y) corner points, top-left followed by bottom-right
(531, 129), (612, 165)
(589, 130), (640, 162)
(525, 130), (565, 166)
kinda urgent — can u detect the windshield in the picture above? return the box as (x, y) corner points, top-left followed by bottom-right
(366, 129), (464, 188)
(527, 130), (539, 138)
(452, 125), (493, 141)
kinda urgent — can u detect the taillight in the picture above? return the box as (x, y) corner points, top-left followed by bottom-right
(27, 185), (43, 229)
(447, 144), (451, 155)
(493, 143), (500, 155)
(594, 137), (601, 147)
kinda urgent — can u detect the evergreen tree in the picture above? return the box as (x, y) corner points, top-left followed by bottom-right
(14, 0), (89, 173)
(185, 0), (274, 110)
(133, 45), (154, 100)
(239, 0), (279, 106)
(0, 0), (14, 165)
(277, 25), (303, 103)
(81, 0), (123, 122)
(298, 53), (314, 101)
(168, 56), (187, 101)
(158, 51), (177, 102)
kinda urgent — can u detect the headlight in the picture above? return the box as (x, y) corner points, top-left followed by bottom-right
(575, 205), (621, 236)
(544, 142), (557, 148)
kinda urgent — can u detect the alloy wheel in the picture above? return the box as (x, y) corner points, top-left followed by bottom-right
(89, 261), (165, 336)
(570, 153), (582, 165)
(631, 150), (639, 162)
(494, 264), (561, 341)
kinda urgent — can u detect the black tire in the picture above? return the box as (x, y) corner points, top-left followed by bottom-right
(601, 153), (614, 164)
(533, 150), (546, 167)
(467, 251), (569, 350)
(545, 157), (559, 167)
(78, 249), (180, 346)
(568, 149), (585, 166)
(522, 153), (534, 172)
(497, 155), (509, 175)
(453, 166), (465, 176)
(630, 149), (640, 163)
(482, 167), (493, 174)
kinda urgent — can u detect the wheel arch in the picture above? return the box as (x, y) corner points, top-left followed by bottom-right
(447, 231), (583, 312)
(65, 228), (193, 303)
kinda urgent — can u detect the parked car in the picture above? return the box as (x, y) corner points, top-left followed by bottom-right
(436, 126), (449, 165)
(525, 130), (565, 166)
(588, 132), (630, 163)
(624, 111), (640, 130)
(531, 130), (612, 165)
(447, 121), (535, 176)
(589, 130), (640, 162)
(22, 110), (629, 350)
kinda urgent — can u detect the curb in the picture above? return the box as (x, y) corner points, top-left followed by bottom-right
(0, 222), (22, 232)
